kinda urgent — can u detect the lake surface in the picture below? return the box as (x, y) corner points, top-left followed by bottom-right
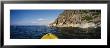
(10, 25), (60, 39)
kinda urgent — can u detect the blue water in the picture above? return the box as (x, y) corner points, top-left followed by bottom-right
(10, 25), (60, 39)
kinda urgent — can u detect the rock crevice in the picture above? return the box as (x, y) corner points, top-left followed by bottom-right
(49, 10), (101, 28)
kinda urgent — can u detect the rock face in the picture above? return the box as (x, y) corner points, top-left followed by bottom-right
(49, 10), (101, 28)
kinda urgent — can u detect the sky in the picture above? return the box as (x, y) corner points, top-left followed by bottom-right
(10, 10), (64, 26)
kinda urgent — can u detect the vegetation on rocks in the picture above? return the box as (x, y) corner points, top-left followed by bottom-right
(49, 10), (101, 39)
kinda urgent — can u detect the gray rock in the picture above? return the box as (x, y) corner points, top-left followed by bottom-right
(49, 10), (101, 28)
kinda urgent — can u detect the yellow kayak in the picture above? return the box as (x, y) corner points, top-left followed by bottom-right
(41, 33), (58, 39)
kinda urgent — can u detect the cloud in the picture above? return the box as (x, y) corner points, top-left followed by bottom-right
(11, 18), (55, 26)
(31, 18), (54, 26)
(37, 18), (47, 21)
(32, 21), (38, 24)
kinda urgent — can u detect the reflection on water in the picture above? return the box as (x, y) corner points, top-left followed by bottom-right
(55, 27), (101, 39)
(10, 25), (101, 39)
(10, 25), (60, 39)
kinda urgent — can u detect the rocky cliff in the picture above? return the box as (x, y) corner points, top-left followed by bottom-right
(49, 10), (101, 28)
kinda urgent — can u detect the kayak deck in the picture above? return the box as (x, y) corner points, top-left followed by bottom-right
(41, 33), (58, 39)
